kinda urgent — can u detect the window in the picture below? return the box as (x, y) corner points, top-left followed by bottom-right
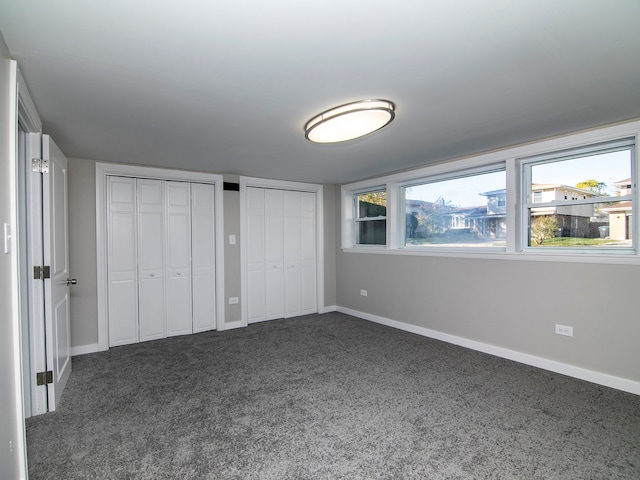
(522, 138), (634, 251)
(403, 168), (506, 248)
(533, 191), (542, 203)
(341, 120), (639, 262)
(355, 189), (386, 245)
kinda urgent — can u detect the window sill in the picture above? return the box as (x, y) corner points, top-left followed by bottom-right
(341, 246), (640, 265)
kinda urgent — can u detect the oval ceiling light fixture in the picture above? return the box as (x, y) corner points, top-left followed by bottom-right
(304, 99), (395, 144)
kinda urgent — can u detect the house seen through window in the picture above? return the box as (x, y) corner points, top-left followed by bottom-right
(404, 169), (506, 247)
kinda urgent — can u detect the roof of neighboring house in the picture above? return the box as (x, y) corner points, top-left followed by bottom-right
(405, 199), (433, 209)
(450, 206), (487, 216)
(479, 188), (506, 197)
(531, 184), (598, 196)
(613, 178), (632, 188)
(600, 201), (632, 213)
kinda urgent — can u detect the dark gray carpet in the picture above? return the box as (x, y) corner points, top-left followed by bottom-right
(26, 312), (640, 479)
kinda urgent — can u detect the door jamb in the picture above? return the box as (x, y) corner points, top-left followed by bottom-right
(16, 66), (48, 419)
(11, 60), (38, 480)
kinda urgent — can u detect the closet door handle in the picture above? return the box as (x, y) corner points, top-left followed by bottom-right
(66, 278), (78, 286)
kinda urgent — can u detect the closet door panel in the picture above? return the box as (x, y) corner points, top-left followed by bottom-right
(166, 182), (192, 336)
(138, 179), (166, 341)
(300, 192), (317, 314)
(138, 276), (165, 340)
(264, 189), (283, 319)
(283, 191), (301, 318)
(192, 183), (216, 333)
(166, 274), (191, 336)
(246, 187), (266, 323)
(107, 177), (138, 346)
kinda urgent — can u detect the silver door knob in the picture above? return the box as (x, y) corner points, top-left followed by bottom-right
(66, 278), (78, 286)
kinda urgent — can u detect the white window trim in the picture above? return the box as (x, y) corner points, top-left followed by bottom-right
(353, 186), (388, 247)
(341, 118), (640, 265)
(519, 138), (636, 254)
(95, 163), (225, 351)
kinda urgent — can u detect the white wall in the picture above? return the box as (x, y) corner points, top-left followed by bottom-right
(68, 158), (98, 347)
(336, 193), (640, 388)
(0, 32), (25, 479)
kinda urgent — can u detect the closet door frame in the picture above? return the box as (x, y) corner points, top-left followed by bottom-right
(239, 176), (325, 328)
(96, 163), (224, 352)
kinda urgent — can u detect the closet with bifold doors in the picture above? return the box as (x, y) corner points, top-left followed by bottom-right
(246, 187), (317, 324)
(106, 176), (216, 347)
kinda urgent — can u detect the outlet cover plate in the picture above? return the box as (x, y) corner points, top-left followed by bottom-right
(555, 324), (573, 337)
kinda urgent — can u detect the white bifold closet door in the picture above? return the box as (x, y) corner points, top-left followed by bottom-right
(165, 181), (192, 337)
(246, 187), (316, 324)
(107, 177), (216, 347)
(138, 179), (166, 341)
(284, 190), (317, 317)
(246, 187), (268, 323)
(191, 183), (216, 333)
(107, 177), (139, 346)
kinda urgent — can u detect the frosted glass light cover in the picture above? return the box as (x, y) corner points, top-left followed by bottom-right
(305, 99), (395, 143)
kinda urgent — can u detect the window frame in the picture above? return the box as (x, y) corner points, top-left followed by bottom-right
(353, 187), (388, 247)
(519, 138), (635, 255)
(340, 119), (640, 265)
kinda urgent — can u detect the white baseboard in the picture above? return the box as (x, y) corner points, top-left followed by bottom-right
(70, 343), (100, 357)
(337, 306), (640, 396)
(319, 305), (337, 313)
(220, 320), (244, 331)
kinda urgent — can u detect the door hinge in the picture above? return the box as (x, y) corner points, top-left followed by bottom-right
(33, 265), (51, 280)
(36, 371), (53, 386)
(31, 158), (49, 174)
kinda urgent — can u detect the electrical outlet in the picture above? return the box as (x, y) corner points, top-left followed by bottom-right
(229, 234), (236, 245)
(555, 324), (573, 337)
(228, 297), (239, 304)
(360, 289), (368, 297)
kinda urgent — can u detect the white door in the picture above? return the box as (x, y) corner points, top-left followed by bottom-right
(246, 187), (266, 323)
(42, 135), (72, 411)
(191, 183), (216, 333)
(107, 176), (139, 346)
(165, 181), (192, 336)
(283, 191), (302, 318)
(299, 192), (317, 314)
(138, 179), (166, 341)
(264, 189), (284, 320)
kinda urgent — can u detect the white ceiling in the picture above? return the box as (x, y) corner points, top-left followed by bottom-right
(1, 0), (639, 184)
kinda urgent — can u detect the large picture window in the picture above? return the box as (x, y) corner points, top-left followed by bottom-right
(522, 139), (634, 252)
(404, 168), (506, 248)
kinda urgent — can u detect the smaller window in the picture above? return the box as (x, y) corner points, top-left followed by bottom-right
(355, 190), (387, 245)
